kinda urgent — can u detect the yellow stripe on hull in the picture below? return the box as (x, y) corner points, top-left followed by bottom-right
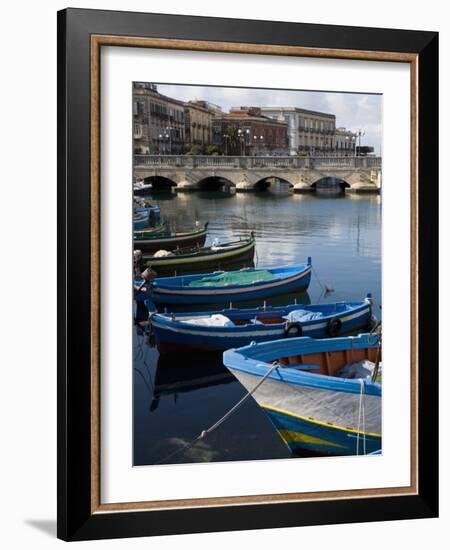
(144, 242), (254, 266)
(278, 429), (346, 449)
(263, 405), (381, 438)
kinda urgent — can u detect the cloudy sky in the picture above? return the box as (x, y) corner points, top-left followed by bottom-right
(156, 83), (382, 155)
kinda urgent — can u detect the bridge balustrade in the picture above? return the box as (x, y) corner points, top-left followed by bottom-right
(133, 154), (382, 170)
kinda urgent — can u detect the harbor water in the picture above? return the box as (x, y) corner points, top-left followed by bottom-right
(133, 191), (381, 465)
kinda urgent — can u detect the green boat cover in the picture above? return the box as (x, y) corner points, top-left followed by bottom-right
(189, 270), (277, 287)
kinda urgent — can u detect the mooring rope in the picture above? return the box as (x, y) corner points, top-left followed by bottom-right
(198, 362), (280, 439)
(312, 265), (326, 293)
(356, 379), (367, 455)
(311, 265), (334, 303)
(155, 362), (280, 465)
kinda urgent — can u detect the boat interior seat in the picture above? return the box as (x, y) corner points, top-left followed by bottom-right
(279, 363), (321, 372)
(250, 318), (264, 325)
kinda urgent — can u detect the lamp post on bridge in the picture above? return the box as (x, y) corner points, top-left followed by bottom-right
(165, 126), (174, 154)
(237, 128), (250, 156)
(253, 134), (264, 156)
(223, 134), (229, 156)
(355, 129), (365, 157)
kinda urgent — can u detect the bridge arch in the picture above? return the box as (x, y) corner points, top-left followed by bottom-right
(143, 175), (177, 192)
(253, 176), (293, 192)
(311, 176), (350, 192)
(196, 176), (236, 192)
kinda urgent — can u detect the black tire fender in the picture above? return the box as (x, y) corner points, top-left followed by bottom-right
(327, 317), (342, 337)
(284, 321), (303, 338)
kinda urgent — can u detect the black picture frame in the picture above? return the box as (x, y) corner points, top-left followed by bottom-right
(57, 8), (438, 541)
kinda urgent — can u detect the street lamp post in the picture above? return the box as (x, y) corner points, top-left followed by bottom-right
(165, 126), (173, 154)
(253, 134), (264, 156)
(223, 134), (230, 156)
(355, 129), (365, 156)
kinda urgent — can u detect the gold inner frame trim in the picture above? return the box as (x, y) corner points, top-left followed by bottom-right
(90, 34), (419, 514)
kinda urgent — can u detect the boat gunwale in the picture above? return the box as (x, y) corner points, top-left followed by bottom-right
(152, 264), (310, 291)
(151, 301), (370, 332)
(223, 334), (382, 396)
(142, 236), (255, 265)
(134, 226), (208, 244)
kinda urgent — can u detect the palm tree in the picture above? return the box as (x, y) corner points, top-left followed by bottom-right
(224, 124), (240, 155)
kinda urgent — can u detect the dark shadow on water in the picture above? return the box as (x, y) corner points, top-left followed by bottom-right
(195, 190), (236, 199)
(25, 519), (56, 537)
(150, 353), (234, 412)
(148, 191), (177, 200)
(158, 291), (311, 313)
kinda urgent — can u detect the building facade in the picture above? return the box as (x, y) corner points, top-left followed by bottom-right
(133, 82), (185, 154)
(334, 128), (357, 155)
(213, 107), (288, 155)
(260, 107), (337, 155)
(132, 83), (370, 157)
(184, 101), (213, 150)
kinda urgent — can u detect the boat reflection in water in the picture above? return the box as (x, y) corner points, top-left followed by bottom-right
(133, 191), (381, 466)
(150, 353), (234, 412)
(133, 328), (290, 466)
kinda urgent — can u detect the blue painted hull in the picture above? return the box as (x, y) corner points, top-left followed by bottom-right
(134, 219), (150, 230)
(223, 334), (382, 456)
(264, 406), (381, 456)
(149, 263), (312, 305)
(133, 206), (160, 230)
(150, 301), (372, 352)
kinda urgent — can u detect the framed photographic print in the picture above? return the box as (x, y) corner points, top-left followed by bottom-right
(57, 8), (438, 541)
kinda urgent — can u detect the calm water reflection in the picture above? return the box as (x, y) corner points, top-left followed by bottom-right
(133, 191), (381, 465)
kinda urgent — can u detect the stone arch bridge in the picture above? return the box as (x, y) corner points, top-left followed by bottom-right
(134, 155), (382, 193)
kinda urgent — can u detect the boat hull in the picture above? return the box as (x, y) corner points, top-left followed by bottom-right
(151, 302), (371, 353)
(134, 222), (167, 238)
(264, 405), (381, 456)
(133, 186), (153, 196)
(223, 334), (381, 456)
(151, 265), (311, 305)
(133, 206), (161, 230)
(134, 227), (208, 253)
(143, 238), (255, 277)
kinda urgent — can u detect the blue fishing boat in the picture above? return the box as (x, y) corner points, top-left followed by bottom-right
(147, 261), (312, 306)
(133, 204), (161, 230)
(149, 296), (373, 353)
(223, 334), (382, 456)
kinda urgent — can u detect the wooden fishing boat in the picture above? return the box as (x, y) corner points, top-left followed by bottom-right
(133, 204), (161, 230)
(133, 181), (153, 196)
(145, 261), (311, 305)
(139, 234), (256, 277)
(134, 221), (167, 239)
(134, 222), (209, 253)
(223, 334), (382, 456)
(149, 297), (374, 353)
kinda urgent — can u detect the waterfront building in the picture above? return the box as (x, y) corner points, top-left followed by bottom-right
(260, 107), (336, 155)
(334, 127), (357, 155)
(133, 82), (185, 154)
(184, 101), (213, 151)
(213, 107), (288, 155)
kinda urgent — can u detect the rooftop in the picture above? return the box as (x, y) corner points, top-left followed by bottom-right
(217, 107), (288, 126)
(260, 106), (336, 119)
(133, 83), (185, 107)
